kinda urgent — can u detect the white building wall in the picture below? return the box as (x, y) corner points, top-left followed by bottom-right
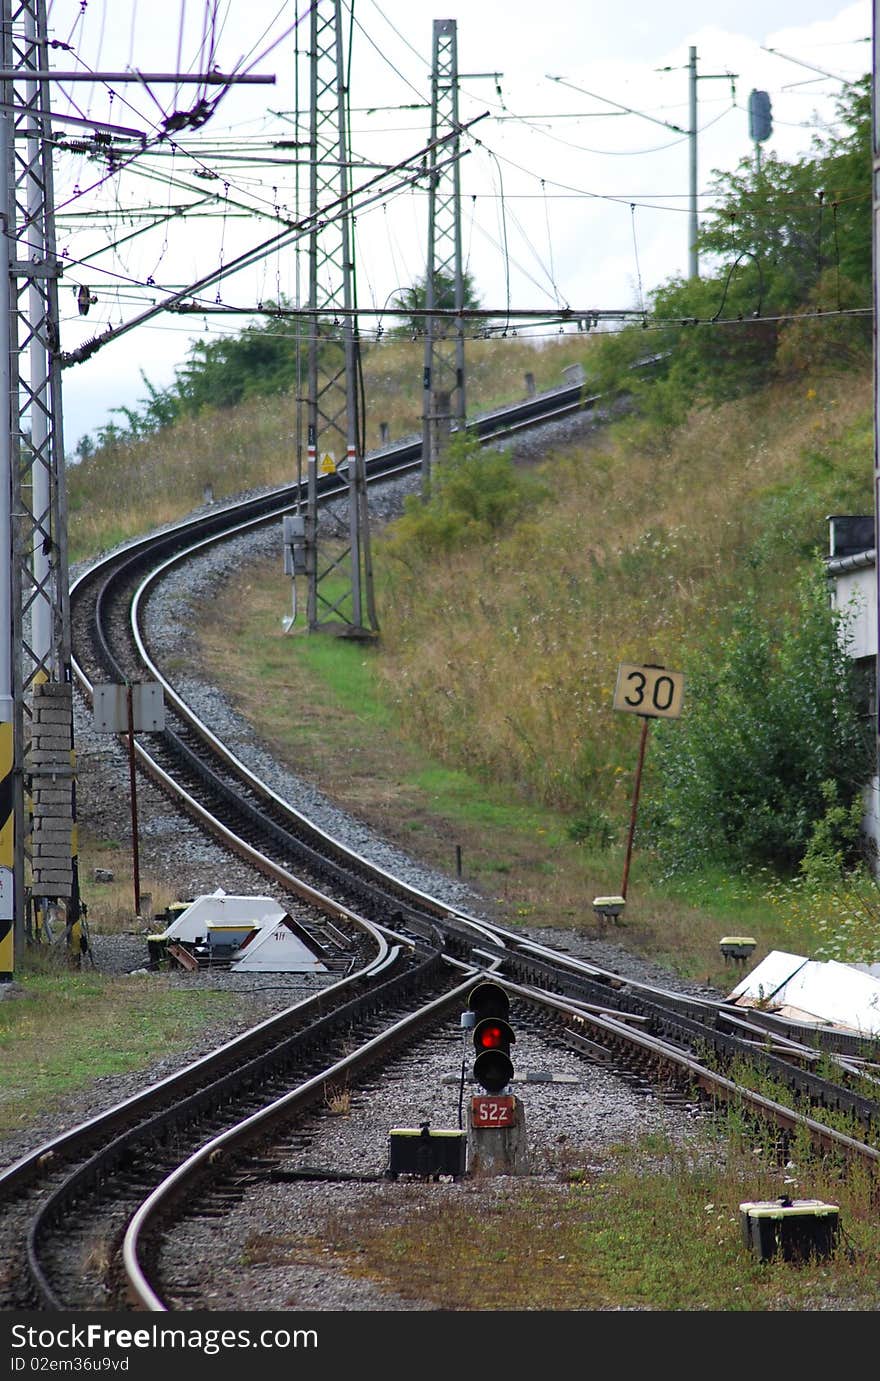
(831, 565), (876, 659)
(829, 557), (879, 867)
(862, 776), (880, 864)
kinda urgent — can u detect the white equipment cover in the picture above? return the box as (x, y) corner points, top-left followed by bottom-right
(230, 916), (328, 972)
(156, 888), (286, 944)
(729, 949), (880, 1037)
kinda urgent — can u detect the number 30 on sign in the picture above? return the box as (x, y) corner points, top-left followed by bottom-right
(613, 663), (685, 719)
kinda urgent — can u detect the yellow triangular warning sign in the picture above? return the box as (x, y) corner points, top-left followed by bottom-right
(319, 452), (336, 473)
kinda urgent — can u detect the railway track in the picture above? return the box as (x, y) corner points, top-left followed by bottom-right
(4, 381), (880, 1310)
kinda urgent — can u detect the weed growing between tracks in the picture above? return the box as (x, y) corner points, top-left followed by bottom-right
(297, 1130), (880, 1311)
(706, 1053), (880, 1155)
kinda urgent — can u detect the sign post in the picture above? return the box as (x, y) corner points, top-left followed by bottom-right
(621, 715), (650, 901)
(93, 683), (165, 918)
(125, 685), (141, 917)
(612, 662), (685, 899)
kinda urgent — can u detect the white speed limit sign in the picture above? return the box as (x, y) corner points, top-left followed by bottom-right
(613, 663), (685, 719)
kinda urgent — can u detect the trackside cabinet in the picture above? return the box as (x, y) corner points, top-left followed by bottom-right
(388, 1126), (467, 1179)
(739, 1198), (839, 1262)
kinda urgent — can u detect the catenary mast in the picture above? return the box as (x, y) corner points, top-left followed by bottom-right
(0, 0), (80, 978)
(421, 18), (466, 499)
(304, 0), (377, 636)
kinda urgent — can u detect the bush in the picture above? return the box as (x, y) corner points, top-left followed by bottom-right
(645, 563), (872, 874)
(774, 273), (872, 377)
(380, 432), (548, 562)
(764, 866), (880, 965)
(566, 804), (617, 851)
(583, 77), (871, 436)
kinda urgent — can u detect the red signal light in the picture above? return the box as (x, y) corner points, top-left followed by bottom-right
(478, 1023), (505, 1050)
(467, 982), (516, 1094)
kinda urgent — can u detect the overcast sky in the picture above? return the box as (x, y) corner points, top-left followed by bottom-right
(43, 0), (871, 449)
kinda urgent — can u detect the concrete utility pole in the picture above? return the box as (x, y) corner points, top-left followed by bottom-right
(304, 0), (377, 636)
(687, 48), (736, 280)
(688, 46), (698, 280)
(421, 18), (466, 499)
(550, 53), (735, 286)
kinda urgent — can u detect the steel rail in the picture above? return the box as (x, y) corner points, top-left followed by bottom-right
(6, 372), (870, 1310)
(127, 534), (509, 952)
(68, 379), (880, 1056)
(67, 376), (606, 947)
(124, 959), (880, 1311)
(78, 506), (880, 1126)
(0, 942), (413, 1203)
(22, 949), (453, 1309)
(445, 958), (880, 1168)
(122, 968), (491, 1310)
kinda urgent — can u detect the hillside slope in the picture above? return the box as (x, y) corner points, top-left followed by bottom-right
(371, 365), (873, 822)
(176, 354), (874, 981)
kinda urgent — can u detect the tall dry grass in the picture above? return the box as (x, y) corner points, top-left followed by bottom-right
(375, 368), (874, 820)
(66, 336), (872, 841)
(67, 335), (594, 562)
(67, 391), (300, 562)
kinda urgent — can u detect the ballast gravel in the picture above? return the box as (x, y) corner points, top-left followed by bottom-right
(157, 1005), (715, 1313)
(2, 467), (730, 1311)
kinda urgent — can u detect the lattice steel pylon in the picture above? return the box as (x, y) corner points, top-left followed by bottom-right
(874, 0), (880, 763)
(304, 0), (377, 636)
(0, 0), (80, 977)
(421, 18), (466, 500)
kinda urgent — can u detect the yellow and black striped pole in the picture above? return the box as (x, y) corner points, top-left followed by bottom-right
(0, 718), (13, 981)
(67, 745), (82, 961)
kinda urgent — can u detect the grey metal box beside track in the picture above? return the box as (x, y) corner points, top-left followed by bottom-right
(739, 1199), (839, 1262)
(388, 1128), (467, 1178)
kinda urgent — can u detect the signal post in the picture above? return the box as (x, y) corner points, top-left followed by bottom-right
(464, 981), (529, 1175)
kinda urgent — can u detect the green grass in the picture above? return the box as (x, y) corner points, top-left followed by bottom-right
(649, 865), (780, 934)
(291, 634), (394, 729)
(251, 589), (609, 849)
(196, 554), (847, 990)
(285, 629), (587, 845)
(268, 1130), (880, 1310)
(0, 956), (239, 1138)
(408, 763), (569, 840)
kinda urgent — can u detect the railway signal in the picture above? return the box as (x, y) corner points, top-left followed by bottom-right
(463, 980), (528, 1174)
(748, 89), (773, 143)
(469, 981), (515, 1094)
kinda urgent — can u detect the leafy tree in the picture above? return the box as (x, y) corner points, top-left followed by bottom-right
(587, 75), (871, 429)
(173, 306), (312, 413)
(700, 77), (871, 307)
(109, 370), (182, 439)
(388, 269), (481, 337)
(645, 563), (873, 874)
(73, 300), (323, 454)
